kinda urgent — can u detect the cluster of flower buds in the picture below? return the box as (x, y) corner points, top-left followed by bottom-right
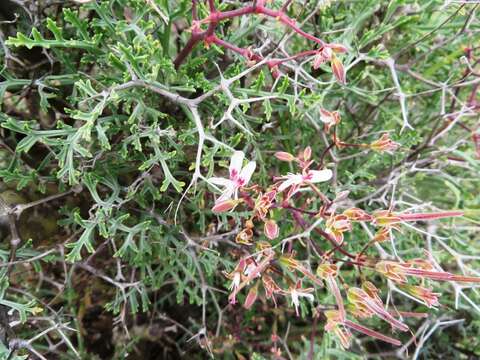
(206, 147), (478, 349)
(347, 282), (409, 332)
(313, 43), (348, 84)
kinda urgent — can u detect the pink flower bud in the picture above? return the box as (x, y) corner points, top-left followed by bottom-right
(328, 43), (348, 53)
(331, 54), (346, 84)
(402, 285), (440, 308)
(274, 151), (295, 162)
(372, 210), (403, 227)
(370, 133), (400, 153)
(373, 227), (391, 243)
(303, 146), (312, 161)
(264, 219), (279, 240)
(212, 199), (240, 213)
(243, 283), (259, 309)
(343, 207), (373, 221)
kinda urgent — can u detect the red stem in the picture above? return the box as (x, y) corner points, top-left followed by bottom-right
(314, 228), (356, 259)
(208, 0), (215, 11)
(174, 3), (326, 68)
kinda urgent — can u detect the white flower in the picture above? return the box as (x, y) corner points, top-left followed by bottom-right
(277, 169), (332, 192)
(229, 272), (241, 291)
(209, 151), (256, 202)
(289, 284), (315, 316)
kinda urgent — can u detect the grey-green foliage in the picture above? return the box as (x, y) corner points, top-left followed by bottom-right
(0, 0), (478, 358)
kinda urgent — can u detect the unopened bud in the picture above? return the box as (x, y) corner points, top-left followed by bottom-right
(274, 151), (296, 162)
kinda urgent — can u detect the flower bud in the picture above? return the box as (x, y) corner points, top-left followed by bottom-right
(373, 227), (391, 243)
(343, 207), (373, 221)
(212, 199), (241, 213)
(372, 210), (402, 227)
(274, 151), (296, 162)
(402, 285), (440, 308)
(328, 43), (348, 53)
(370, 133), (399, 153)
(331, 53), (346, 84)
(303, 146), (312, 161)
(243, 282), (259, 309)
(264, 219), (279, 240)
(316, 263), (338, 279)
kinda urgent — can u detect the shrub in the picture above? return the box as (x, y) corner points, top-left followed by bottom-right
(0, 0), (479, 358)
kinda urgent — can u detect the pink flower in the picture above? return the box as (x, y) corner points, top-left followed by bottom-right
(223, 258), (247, 304)
(312, 44), (348, 84)
(209, 151), (256, 202)
(277, 169), (332, 193)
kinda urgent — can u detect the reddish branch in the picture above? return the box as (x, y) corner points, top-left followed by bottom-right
(174, 0), (327, 73)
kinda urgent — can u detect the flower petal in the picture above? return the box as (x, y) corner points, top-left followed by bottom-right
(239, 161), (256, 185)
(300, 292), (315, 302)
(208, 177), (232, 187)
(278, 177), (296, 192)
(229, 151), (245, 179)
(218, 185), (235, 201)
(308, 169), (333, 183)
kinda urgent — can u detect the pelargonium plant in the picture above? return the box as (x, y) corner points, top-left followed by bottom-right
(209, 146), (479, 348)
(1, 0), (479, 358)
